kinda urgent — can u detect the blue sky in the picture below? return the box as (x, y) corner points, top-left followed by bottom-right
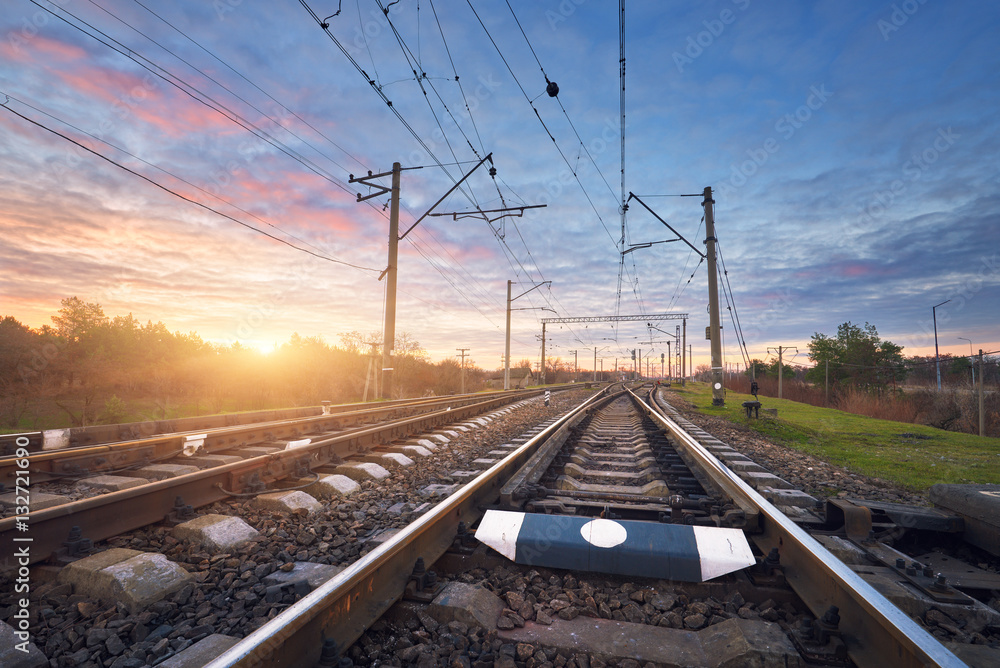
(1, 0), (997, 372)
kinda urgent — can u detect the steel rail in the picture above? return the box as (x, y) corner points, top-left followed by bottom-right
(0, 392), (541, 488)
(0, 397), (430, 454)
(639, 388), (965, 668)
(203, 386), (614, 668)
(0, 392), (544, 570)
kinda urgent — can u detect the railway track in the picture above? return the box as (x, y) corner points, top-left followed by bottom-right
(0, 389), (559, 567)
(4, 384), (998, 667)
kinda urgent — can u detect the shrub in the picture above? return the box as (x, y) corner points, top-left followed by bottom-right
(98, 394), (129, 424)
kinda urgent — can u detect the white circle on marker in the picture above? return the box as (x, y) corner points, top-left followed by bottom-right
(580, 519), (627, 548)
(714, 382), (722, 390)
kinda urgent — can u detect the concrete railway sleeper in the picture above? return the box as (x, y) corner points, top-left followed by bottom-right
(0, 391), (560, 492)
(3, 384), (1000, 667)
(0, 388), (586, 667)
(206, 385), (997, 667)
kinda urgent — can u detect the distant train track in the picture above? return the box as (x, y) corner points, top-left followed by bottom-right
(0, 391), (555, 490)
(0, 387), (575, 565)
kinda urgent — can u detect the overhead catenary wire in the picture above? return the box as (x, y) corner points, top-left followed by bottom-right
(465, 0), (619, 251)
(299, 0), (565, 328)
(297, 0), (462, 194)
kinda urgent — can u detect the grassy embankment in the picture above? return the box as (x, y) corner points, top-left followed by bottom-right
(671, 382), (1000, 492)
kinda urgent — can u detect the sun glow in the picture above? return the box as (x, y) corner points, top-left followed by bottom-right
(253, 341), (277, 355)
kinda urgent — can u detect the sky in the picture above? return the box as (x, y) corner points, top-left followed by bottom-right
(1, 0), (998, 374)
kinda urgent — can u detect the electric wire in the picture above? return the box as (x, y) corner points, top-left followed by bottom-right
(504, 0), (619, 203)
(465, 0), (618, 250)
(298, 0), (537, 323)
(716, 236), (751, 369)
(6, 92), (359, 266)
(298, 0), (458, 192)
(29, 0), (361, 200)
(1, 100), (379, 273)
(374, 0), (484, 203)
(127, 0), (372, 173)
(429, 0), (487, 158)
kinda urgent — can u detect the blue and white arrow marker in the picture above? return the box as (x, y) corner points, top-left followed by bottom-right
(475, 509), (755, 582)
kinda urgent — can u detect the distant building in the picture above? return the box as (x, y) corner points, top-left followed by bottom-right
(486, 367), (535, 389)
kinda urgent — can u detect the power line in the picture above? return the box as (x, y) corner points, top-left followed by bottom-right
(28, 0), (361, 200)
(465, 0), (618, 251)
(2, 99), (379, 273)
(716, 237), (750, 369)
(126, 0), (372, 174)
(6, 92), (352, 264)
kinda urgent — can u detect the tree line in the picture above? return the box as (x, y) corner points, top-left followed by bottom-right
(0, 298), (500, 429)
(729, 321), (998, 436)
(740, 321), (996, 391)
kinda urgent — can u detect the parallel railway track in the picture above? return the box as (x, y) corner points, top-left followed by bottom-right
(0, 389), (552, 567)
(4, 383), (997, 667)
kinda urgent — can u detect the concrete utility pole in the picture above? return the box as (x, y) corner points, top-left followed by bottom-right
(381, 162), (402, 400)
(675, 325), (681, 382)
(540, 323), (547, 385)
(351, 154), (499, 400)
(593, 347), (598, 382)
(504, 281), (513, 391)
(932, 299), (951, 391)
(573, 350), (578, 381)
(456, 348), (469, 394)
(682, 319), (687, 386)
(979, 349), (985, 437)
(349, 161), (401, 400)
(703, 187), (724, 406)
(767, 345), (797, 399)
(505, 280), (551, 390)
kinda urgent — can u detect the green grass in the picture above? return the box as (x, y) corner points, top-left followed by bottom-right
(672, 382), (1000, 492)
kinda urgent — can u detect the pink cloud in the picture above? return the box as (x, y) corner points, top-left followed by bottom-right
(0, 33), (89, 64)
